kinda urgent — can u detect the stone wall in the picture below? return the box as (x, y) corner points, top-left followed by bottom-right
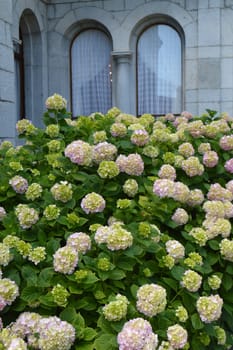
(1, 0), (233, 141)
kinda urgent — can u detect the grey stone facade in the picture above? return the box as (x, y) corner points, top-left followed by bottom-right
(1, 0), (233, 142)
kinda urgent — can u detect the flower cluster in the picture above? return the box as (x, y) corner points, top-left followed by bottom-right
(123, 179), (138, 197)
(64, 140), (93, 166)
(9, 175), (28, 194)
(50, 181), (73, 203)
(103, 294), (129, 321)
(158, 164), (176, 181)
(97, 161), (120, 178)
(66, 232), (91, 254)
(130, 129), (149, 146)
(43, 204), (60, 220)
(181, 156), (204, 177)
(171, 208), (189, 225)
(116, 153), (144, 176)
(53, 246), (78, 274)
(25, 183), (43, 201)
(0, 278), (19, 310)
(167, 324), (188, 349)
(16, 119), (36, 135)
(110, 122), (127, 137)
(45, 93), (67, 110)
(117, 318), (158, 350)
(81, 192), (106, 214)
(181, 269), (202, 292)
(15, 204), (39, 229)
(92, 142), (117, 163)
(165, 240), (185, 261)
(136, 283), (167, 317)
(196, 295), (223, 323)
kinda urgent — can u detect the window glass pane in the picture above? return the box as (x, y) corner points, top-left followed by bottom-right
(137, 24), (182, 115)
(71, 29), (112, 116)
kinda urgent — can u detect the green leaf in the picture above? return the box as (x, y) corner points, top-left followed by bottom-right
(75, 297), (97, 311)
(162, 277), (178, 292)
(116, 258), (134, 271)
(93, 334), (117, 350)
(38, 267), (55, 287)
(108, 269), (126, 280)
(130, 284), (138, 298)
(21, 286), (42, 303)
(21, 265), (38, 286)
(191, 313), (204, 330)
(171, 266), (186, 281)
(222, 274), (233, 291)
(83, 328), (97, 341)
(75, 343), (94, 350)
(208, 240), (219, 251)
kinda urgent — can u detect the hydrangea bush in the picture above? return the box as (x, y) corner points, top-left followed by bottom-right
(0, 95), (233, 349)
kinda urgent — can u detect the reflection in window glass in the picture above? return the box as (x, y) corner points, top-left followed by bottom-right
(71, 29), (112, 116)
(137, 24), (182, 115)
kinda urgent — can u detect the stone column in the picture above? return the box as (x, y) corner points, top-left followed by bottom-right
(111, 51), (132, 113)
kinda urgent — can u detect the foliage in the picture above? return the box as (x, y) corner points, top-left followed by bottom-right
(0, 98), (233, 349)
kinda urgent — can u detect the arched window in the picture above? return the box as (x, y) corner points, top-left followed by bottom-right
(71, 29), (112, 116)
(137, 24), (182, 115)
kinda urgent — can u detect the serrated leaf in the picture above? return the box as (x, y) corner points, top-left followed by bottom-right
(21, 286), (42, 303)
(83, 327), (97, 341)
(93, 334), (117, 350)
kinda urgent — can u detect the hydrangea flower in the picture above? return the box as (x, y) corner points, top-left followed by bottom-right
(0, 278), (19, 306)
(207, 183), (233, 201)
(45, 124), (60, 138)
(45, 93), (67, 110)
(224, 158), (233, 173)
(123, 153), (144, 176)
(202, 200), (225, 218)
(198, 142), (211, 154)
(196, 295), (223, 323)
(106, 225), (133, 251)
(81, 192), (106, 214)
(130, 129), (149, 146)
(51, 284), (70, 307)
(186, 189), (204, 207)
(117, 318), (158, 350)
(136, 283), (167, 317)
(103, 294), (129, 321)
(94, 225), (111, 244)
(51, 181), (73, 203)
(167, 324), (188, 349)
(172, 182), (190, 203)
(0, 243), (13, 266)
(171, 208), (189, 225)
(153, 179), (174, 198)
(53, 246), (78, 274)
(9, 175), (28, 194)
(220, 238), (233, 261)
(202, 151), (219, 168)
(97, 161), (120, 178)
(64, 140), (93, 166)
(16, 119), (36, 135)
(38, 316), (75, 350)
(43, 204), (60, 221)
(165, 240), (185, 261)
(214, 326), (226, 345)
(181, 270), (202, 292)
(219, 135), (233, 150)
(92, 142), (117, 163)
(186, 120), (205, 137)
(110, 122), (127, 137)
(28, 247), (46, 265)
(184, 252), (203, 269)
(178, 142), (195, 158)
(158, 164), (176, 181)
(25, 183), (43, 201)
(66, 232), (91, 254)
(15, 204), (39, 229)
(143, 145), (160, 158)
(93, 130), (107, 144)
(208, 274), (222, 290)
(123, 179), (138, 197)
(181, 157), (204, 177)
(175, 306), (188, 323)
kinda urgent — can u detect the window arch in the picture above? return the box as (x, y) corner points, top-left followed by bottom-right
(71, 28), (112, 116)
(137, 23), (182, 115)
